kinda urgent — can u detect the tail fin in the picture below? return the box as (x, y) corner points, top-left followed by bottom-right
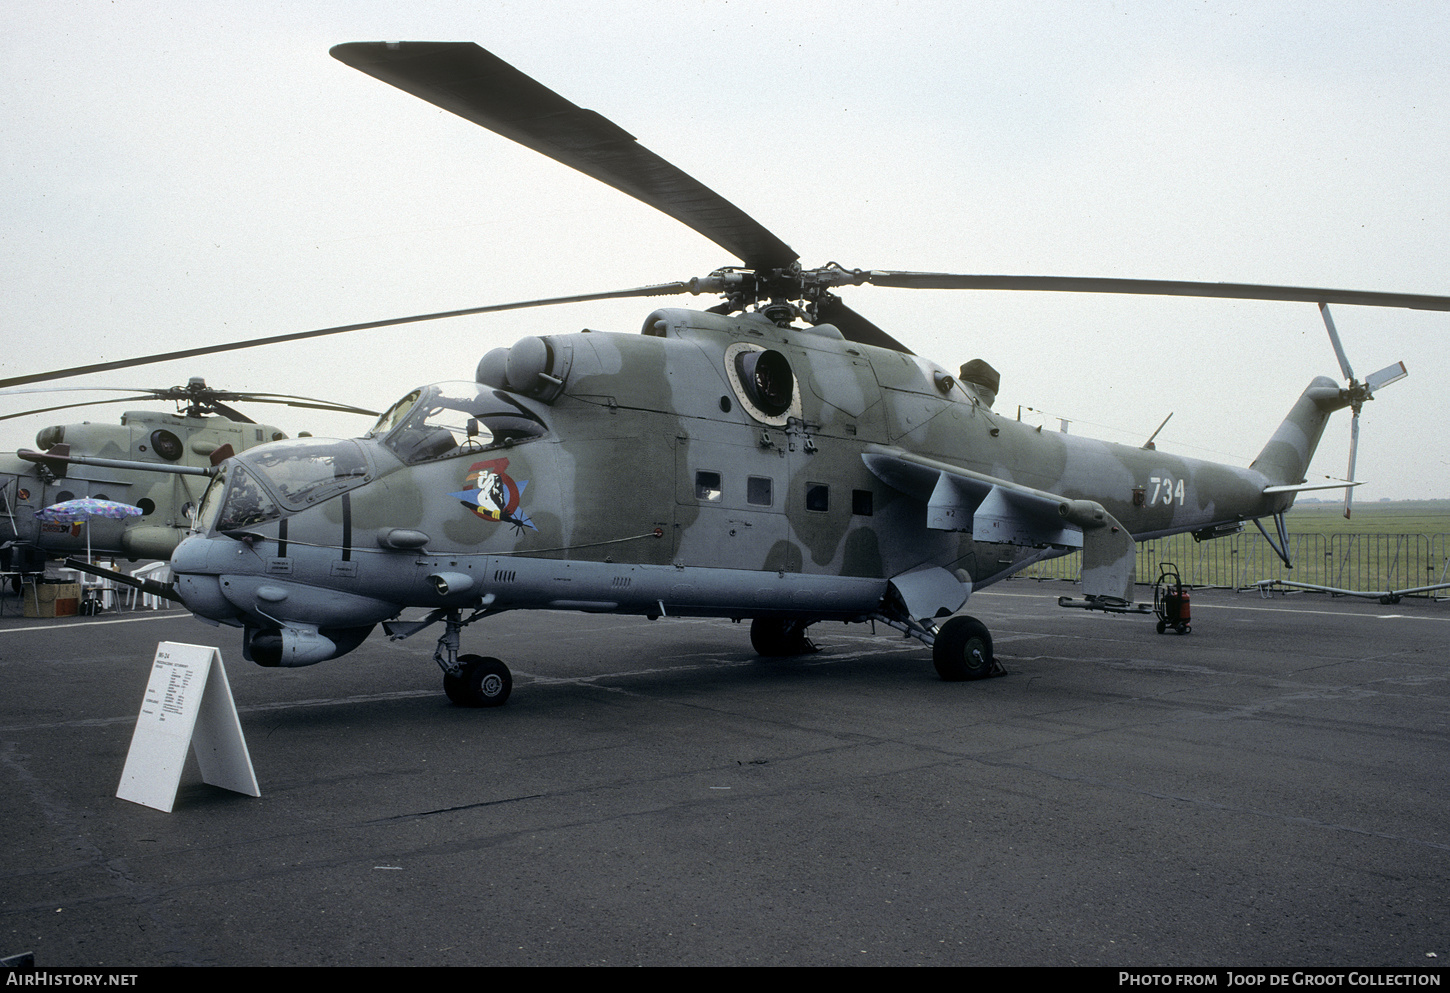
(1250, 376), (1349, 486)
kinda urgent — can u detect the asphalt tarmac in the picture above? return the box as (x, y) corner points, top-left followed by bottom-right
(1, 583), (1447, 967)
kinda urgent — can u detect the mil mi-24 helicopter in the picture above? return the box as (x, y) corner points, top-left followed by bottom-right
(19, 41), (1446, 707)
(0, 379), (377, 583)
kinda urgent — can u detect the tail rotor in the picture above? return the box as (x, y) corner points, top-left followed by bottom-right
(1318, 303), (1408, 518)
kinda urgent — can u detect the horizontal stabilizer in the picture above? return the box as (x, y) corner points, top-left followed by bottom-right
(1262, 480), (1362, 495)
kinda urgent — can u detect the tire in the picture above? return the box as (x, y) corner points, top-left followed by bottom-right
(750, 617), (816, 657)
(454, 654), (512, 708)
(443, 671), (468, 705)
(932, 616), (994, 681)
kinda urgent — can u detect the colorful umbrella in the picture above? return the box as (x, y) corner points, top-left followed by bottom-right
(37, 498), (143, 564)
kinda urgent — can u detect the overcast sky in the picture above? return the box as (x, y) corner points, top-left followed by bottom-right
(3, 0), (1447, 501)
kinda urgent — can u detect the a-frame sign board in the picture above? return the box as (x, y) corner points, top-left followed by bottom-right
(117, 642), (260, 812)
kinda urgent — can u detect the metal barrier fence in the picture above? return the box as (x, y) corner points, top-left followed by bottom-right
(1015, 531), (1450, 598)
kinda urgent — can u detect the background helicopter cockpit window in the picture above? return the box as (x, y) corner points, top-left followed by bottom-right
(379, 383), (547, 466)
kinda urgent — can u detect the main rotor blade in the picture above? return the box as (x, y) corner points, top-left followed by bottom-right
(812, 296), (914, 355)
(0, 282), (694, 390)
(859, 272), (1450, 312)
(331, 42), (799, 271)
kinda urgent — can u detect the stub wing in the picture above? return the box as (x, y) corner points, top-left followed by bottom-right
(862, 447), (1136, 602)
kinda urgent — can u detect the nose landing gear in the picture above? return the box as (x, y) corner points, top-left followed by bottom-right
(384, 606), (514, 707)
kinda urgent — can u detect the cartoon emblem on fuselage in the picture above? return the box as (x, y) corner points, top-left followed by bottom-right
(449, 457), (536, 532)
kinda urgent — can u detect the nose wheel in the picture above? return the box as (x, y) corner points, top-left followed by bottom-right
(444, 654), (513, 707)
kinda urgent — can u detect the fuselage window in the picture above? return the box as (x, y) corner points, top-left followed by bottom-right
(852, 489), (874, 516)
(806, 482), (829, 512)
(695, 470), (723, 502)
(747, 476), (773, 507)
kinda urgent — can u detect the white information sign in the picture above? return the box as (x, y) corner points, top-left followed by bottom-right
(116, 641), (260, 812)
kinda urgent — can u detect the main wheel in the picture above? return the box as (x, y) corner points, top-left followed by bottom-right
(750, 617), (817, 657)
(932, 616), (995, 681)
(450, 654), (512, 707)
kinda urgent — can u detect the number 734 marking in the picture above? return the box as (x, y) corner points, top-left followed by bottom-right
(1149, 476), (1185, 506)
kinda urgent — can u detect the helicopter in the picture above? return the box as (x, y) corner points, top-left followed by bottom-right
(26, 41), (1448, 707)
(0, 378), (377, 585)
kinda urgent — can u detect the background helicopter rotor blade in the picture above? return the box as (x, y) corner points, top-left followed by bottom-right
(857, 272), (1450, 312)
(0, 282), (695, 390)
(330, 42), (799, 272)
(0, 386), (381, 422)
(0, 395), (159, 424)
(204, 400), (254, 424)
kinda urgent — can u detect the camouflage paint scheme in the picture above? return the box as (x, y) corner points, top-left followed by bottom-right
(168, 305), (1346, 668)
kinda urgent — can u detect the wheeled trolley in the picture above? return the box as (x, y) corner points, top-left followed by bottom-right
(1153, 564), (1191, 635)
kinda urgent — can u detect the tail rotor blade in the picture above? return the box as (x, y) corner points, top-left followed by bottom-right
(1343, 413), (1361, 519)
(1363, 361), (1408, 394)
(1319, 302), (1355, 383)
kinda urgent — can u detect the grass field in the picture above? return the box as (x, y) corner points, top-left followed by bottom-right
(1284, 499), (1450, 536)
(1019, 499), (1450, 593)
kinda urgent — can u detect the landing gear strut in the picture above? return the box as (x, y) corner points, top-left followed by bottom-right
(428, 608), (512, 707)
(865, 607), (1005, 681)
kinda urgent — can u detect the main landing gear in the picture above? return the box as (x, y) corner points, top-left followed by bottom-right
(756, 611), (1001, 682)
(931, 615), (996, 681)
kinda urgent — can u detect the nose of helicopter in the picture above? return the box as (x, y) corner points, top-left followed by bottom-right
(169, 532), (242, 622)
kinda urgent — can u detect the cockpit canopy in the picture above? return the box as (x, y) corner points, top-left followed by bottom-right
(193, 384), (548, 535)
(368, 382), (548, 466)
(196, 438), (372, 533)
